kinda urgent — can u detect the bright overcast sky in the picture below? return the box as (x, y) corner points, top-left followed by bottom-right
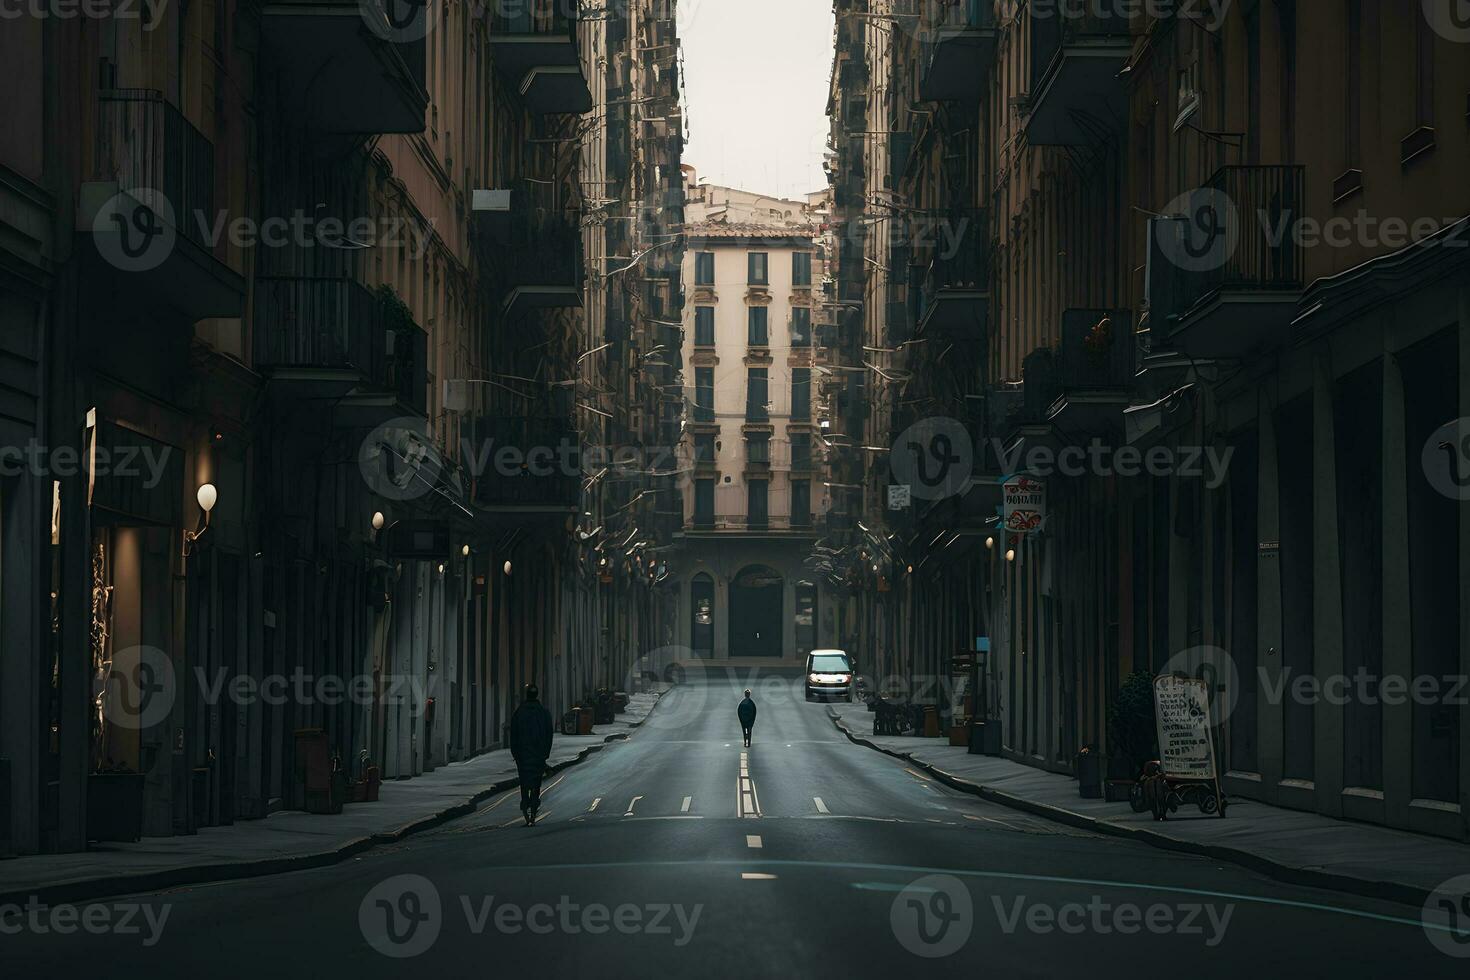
(678, 0), (835, 201)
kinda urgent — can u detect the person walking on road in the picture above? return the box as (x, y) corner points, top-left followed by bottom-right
(738, 689), (757, 747)
(509, 683), (554, 826)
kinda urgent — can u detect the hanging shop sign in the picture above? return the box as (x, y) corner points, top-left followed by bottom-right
(1152, 675), (1217, 780)
(1002, 476), (1046, 533)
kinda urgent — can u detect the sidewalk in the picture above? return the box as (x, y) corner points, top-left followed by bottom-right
(829, 703), (1468, 907)
(0, 688), (667, 907)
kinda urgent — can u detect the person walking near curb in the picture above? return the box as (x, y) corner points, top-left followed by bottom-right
(738, 688), (757, 748)
(509, 683), (554, 826)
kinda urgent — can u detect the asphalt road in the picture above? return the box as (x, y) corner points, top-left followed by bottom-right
(3, 670), (1462, 977)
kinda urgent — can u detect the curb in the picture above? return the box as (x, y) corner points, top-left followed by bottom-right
(0, 694), (665, 909)
(827, 709), (1430, 909)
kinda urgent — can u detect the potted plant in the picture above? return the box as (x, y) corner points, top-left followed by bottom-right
(1105, 668), (1158, 802)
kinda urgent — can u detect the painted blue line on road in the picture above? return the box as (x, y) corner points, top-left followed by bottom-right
(460, 858), (1448, 933)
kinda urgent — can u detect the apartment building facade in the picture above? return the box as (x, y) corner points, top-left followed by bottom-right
(672, 176), (830, 662)
(827, 0), (1470, 839)
(0, 0), (684, 854)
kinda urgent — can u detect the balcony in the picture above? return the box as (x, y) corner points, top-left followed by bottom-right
(917, 208), (989, 339)
(1160, 166), (1306, 359)
(469, 416), (581, 513)
(252, 277), (428, 423)
(261, 0), (427, 133)
(1052, 309), (1137, 435)
(84, 90), (244, 321)
(474, 182), (585, 318)
(488, 3), (592, 114)
(1026, 6), (1131, 146)
(919, 0), (999, 102)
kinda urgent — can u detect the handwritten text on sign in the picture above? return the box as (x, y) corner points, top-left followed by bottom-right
(1153, 675), (1216, 779)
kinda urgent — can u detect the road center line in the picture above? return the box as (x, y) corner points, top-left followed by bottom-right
(746, 834), (762, 848)
(625, 795), (643, 816)
(588, 797), (601, 812)
(681, 796), (692, 812)
(813, 796), (829, 813)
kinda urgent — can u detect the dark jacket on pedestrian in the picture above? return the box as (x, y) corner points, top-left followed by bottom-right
(509, 699), (554, 775)
(737, 696), (757, 729)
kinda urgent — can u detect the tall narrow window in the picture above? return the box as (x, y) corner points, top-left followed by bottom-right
(789, 306), (811, 347)
(747, 252), (769, 285)
(1278, 1), (1296, 160)
(1344, 0), (1361, 169)
(790, 479), (811, 527)
(790, 432), (812, 470)
(747, 480), (769, 528)
(746, 368), (768, 421)
(747, 306), (769, 346)
(694, 432), (715, 463)
(695, 366), (714, 422)
(791, 368), (811, 421)
(694, 306), (715, 346)
(694, 479), (714, 526)
(1414, 10), (1435, 127)
(746, 434), (770, 464)
(695, 251), (715, 285)
(792, 251), (812, 286)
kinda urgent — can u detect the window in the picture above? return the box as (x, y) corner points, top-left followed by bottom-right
(695, 367), (714, 422)
(695, 251), (715, 285)
(746, 434), (770, 464)
(790, 432), (812, 470)
(747, 252), (769, 285)
(1345, 0), (1361, 168)
(745, 368), (768, 421)
(791, 479), (811, 527)
(694, 306), (715, 346)
(694, 479), (714, 525)
(790, 306), (811, 347)
(1413, 9), (1435, 128)
(694, 432), (715, 463)
(792, 251), (813, 286)
(791, 368), (811, 421)
(747, 480), (769, 528)
(747, 306), (768, 346)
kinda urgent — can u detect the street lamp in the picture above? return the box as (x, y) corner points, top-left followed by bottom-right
(182, 483), (217, 557)
(503, 560), (513, 576)
(371, 511), (386, 531)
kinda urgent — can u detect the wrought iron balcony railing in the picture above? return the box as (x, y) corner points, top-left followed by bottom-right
(96, 89), (214, 249)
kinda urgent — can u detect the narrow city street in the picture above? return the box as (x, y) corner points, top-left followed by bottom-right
(2, 672), (1455, 976)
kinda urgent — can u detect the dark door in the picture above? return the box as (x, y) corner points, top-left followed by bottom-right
(729, 566), (783, 658)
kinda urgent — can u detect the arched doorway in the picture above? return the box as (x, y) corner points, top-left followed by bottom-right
(729, 565), (783, 658)
(690, 573), (715, 658)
